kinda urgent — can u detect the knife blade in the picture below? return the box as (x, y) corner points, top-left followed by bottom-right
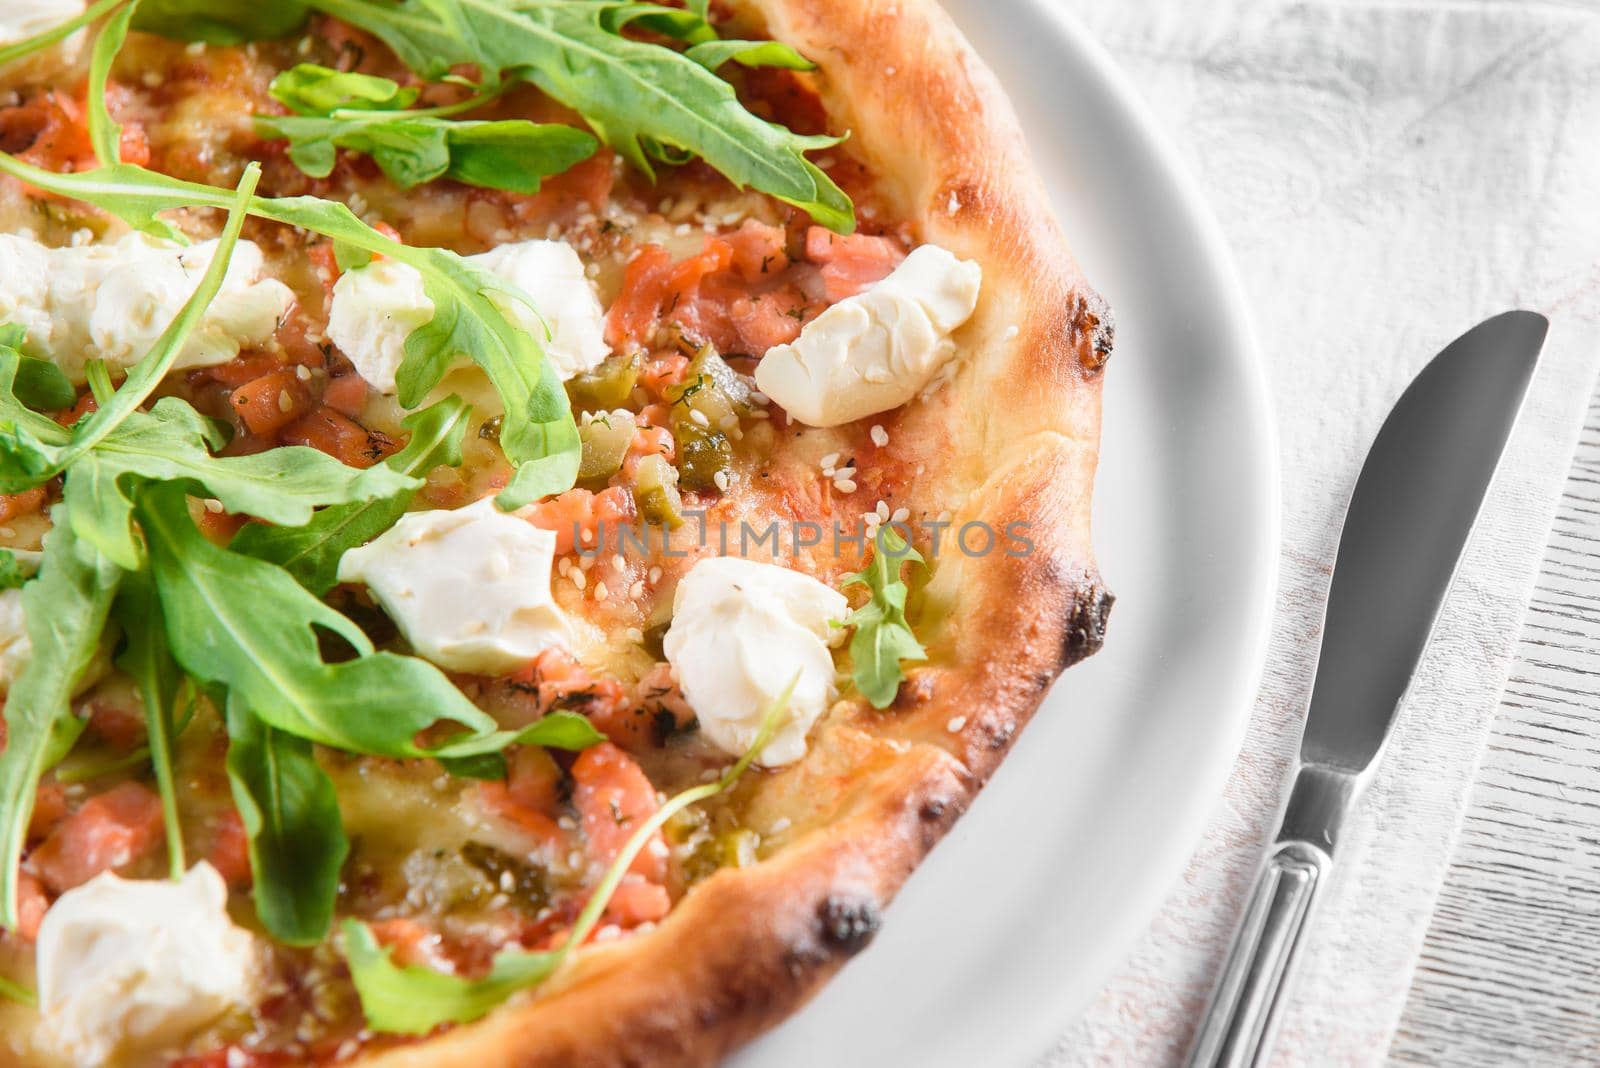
(1186, 309), (1549, 1068)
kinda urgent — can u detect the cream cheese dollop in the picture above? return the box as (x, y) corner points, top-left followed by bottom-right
(34, 863), (259, 1068)
(336, 497), (570, 674)
(327, 238), (609, 395)
(662, 556), (847, 766)
(0, 232), (294, 384)
(753, 243), (982, 427)
(0, 0), (84, 48)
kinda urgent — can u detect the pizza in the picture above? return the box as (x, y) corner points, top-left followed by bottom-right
(0, 0), (1111, 1065)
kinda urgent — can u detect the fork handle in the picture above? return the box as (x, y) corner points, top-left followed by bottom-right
(1183, 839), (1332, 1068)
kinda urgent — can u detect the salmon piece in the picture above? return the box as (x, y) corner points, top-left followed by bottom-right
(30, 781), (165, 894)
(86, 699), (146, 750)
(28, 782), (67, 843)
(473, 783), (565, 853)
(570, 742), (665, 882)
(602, 877), (671, 928)
(279, 407), (396, 468)
(368, 917), (454, 971)
(506, 746), (564, 816)
(14, 869), (47, 942)
(723, 220), (791, 282)
(205, 809), (252, 889)
(321, 373), (369, 418)
(231, 368), (312, 436)
(0, 487), (46, 524)
(0, 92), (95, 173)
(521, 485), (636, 556)
(605, 240), (735, 350)
(196, 352), (283, 389)
(804, 226), (905, 302)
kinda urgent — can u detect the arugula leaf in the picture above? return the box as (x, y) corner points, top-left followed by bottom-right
(87, 1), (138, 167)
(55, 398), (416, 570)
(225, 696), (349, 945)
(257, 112), (596, 194)
(345, 679), (794, 1033)
(515, 710), (606, 751)
(270, 65), (420, 115)
(0, 0), (124, 70)
(136, 481), (507, 758)
(843, 527), (928, 709)
(131, 0), (310, 44)
(684, 39), (815, 73)
(0, 551), (25, 592)
(260, 64), (598, 194)
(233, 396), (471, 594)
(0, 157), (582, 507)
(0, 522), (122, 930)
(310, 0), (855, 231)
(0, 322), (76, 413)
(344, 921), (560, 1033)
(113, 569), (185, 879)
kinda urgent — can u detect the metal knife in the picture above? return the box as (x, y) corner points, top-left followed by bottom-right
(1184, 310), (1549, 1068)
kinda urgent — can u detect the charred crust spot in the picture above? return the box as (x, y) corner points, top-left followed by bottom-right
(816, 896), (881, 956)
(1062, 583), (1114, 667)
(920, 798), (948, 822)
(1071, 290), (1115, 373)
(986, 720), (1016, 750)
(890, 672), (936, 712)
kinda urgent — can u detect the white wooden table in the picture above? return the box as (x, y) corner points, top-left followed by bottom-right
(1391, 386), (1600, 1064)
(1050, 0), (1600, 1063)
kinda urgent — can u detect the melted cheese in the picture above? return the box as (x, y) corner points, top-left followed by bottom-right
(327, 239), (609, 395)
(34, 863), (258, 1067)
(336, 497), (570, 674)
(662, 556), (847, 766)
(0, 232), (294, 384)
(753, 244), (981, 427)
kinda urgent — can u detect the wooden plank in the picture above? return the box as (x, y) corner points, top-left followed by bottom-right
(1391, 385), (1600, 1066)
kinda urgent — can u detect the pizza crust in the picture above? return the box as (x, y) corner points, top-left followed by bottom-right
(355, 0), (1110, 1062)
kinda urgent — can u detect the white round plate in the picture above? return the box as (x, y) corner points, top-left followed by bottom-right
(732, 2), (1279, 1065)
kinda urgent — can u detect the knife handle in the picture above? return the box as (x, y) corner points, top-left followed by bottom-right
(1183, 839), (1332, 1068)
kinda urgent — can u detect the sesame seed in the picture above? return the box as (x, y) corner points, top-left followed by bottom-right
(876, 500), (891, 521)
(628, 584), (645, 602)
(834, 478), (858, 494)
(571, 570), (587, 590)
(578, 553), (595, 569)
(750, 390), (770, 405)
(833, 466), (855, 479)
(557, 557), (572, 576)
(891, 507), (910, 524)
(203, 498), (225, 514)
(648, 566), (663, 583)
(870, 424), (889, 447)
(719, 413), (738, 430)
(277, 390), (293, 413)
(593, 581), (609, 600)
(689, 408), (710, 428)
(1003, 324), (1020, 340)
(581, 528), (595, 545)
(819, 452), (840, 469)
(294, 364), (312, 381)
(612, 554), (626, 571)
(768, 817), (791, 834)
(947, 716), (967, 733)
(713, 469), (730, 493)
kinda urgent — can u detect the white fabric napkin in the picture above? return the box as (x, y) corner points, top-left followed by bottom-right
(1039, 1), (1600, 1064)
